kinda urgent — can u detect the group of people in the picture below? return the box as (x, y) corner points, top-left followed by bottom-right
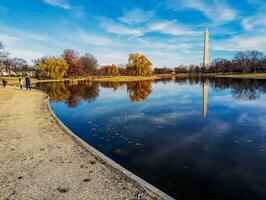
(1, 77), (31, 90)
(19, 77), (31, 90)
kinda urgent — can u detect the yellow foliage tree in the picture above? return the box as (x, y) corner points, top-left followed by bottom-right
(126, 53), (153, 76)
(37, 57), (69, 79)
(104, 64), (119, 76)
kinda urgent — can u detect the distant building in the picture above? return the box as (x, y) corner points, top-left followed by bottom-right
(0, 63), (15, 76)
(0, 63), (35, 77)
(16, 70), (36, 77)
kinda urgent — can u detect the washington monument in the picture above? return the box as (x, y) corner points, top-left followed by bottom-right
(203, 28), (209, 68)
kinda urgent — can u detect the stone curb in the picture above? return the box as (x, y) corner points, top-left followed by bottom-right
(44, 95), (175, 200)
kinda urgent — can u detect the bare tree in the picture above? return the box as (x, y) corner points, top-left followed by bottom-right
(79, 53), (98, 75)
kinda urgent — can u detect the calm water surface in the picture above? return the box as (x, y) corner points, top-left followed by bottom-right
(37, 78), (266, 200)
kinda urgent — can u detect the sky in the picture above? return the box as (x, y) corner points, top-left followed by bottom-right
(0, 0), (266, 67)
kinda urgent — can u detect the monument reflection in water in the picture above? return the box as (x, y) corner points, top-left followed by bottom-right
(37, 78), (266, 200)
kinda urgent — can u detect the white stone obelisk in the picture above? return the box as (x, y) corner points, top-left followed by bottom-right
(203, 28), (209, 68)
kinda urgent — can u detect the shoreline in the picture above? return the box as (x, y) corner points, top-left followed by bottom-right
(2, 73), (266, 86)
(215, 73), (266, 79)
(0, 86), (174, 200)
(0, 76), (161, 86)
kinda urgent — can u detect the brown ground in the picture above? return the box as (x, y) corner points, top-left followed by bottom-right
(0, 87), (155, 200)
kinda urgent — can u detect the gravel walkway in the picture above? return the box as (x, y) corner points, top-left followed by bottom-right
(0, 87), (157, 200)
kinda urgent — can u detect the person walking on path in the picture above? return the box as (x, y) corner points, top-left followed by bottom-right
(2, 79), (7, 87)
(18, 78), (23, 89)
(25, 77), (31, 90)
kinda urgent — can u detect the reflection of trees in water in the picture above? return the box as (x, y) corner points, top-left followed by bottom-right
(37, 81), (100, 107)
(99, 81), (153, 102)
(66, 81), (100, 107)
(208, 78), (266, 101)
(37, 81), (71, 102)
(126, 81), (152, 102)
(154, 78), (174, 84)
(173, 77), (266, 101)
(38, 80), (153, 106)
(99, 82), (123, 91)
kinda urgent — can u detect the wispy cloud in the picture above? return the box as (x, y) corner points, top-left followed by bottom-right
(43, 0), (71, 10)
(213, 34), (266, 52)
(147, 20), (199, 36)
(242, 13), (266, 31)
(100, 18), (145, 37)
(100, 17), (198, 37)
(78, 31), (114, 46)
(167, 0), (237, 23)
(118, 8), (155, 25)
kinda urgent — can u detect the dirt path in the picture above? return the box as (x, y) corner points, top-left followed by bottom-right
(0, 87), (156, 200)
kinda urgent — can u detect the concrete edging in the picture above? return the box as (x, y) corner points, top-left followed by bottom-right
(45, 95), (175, 200)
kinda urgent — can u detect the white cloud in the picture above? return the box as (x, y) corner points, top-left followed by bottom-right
(0, 33), (19, 45)
(118, 8), (155, 25)
(242, 13), (266, 30)
(100, 18), (198, 37)
(8, 48), (45, 62)
(148, 20), (199, 36)
(167, 0), (237, 23)
(78, 31), (113, 46)
(100, 18), (145, 37)
(43, 0), (71, 10)
(213, 34), (266, 52)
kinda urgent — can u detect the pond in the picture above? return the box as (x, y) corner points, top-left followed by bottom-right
(36, 77), (266, 200)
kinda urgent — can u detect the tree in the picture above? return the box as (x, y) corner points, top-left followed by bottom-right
(36, 57), (69, 79)
(154, 67), (173, 74)
(101, 64), (119, 76)
(234, 51), (250, 73)
(174, 65), (188, 74)
(11, 57), (28, 74)
(0, 42), (9, 67)
(63, 49), (83, 75)
(248, 50), (264, 73)
(79, 53), (98, 75)
(126, 53), (153, 76)
(0, 42), (13, 76)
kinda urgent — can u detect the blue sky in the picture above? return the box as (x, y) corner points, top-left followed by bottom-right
(0, 0), (266, 66)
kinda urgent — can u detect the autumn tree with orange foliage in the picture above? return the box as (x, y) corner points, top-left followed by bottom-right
(63, 49), (83, 75)
(126, 53), (153, 76)
(101, 64), (119, 75)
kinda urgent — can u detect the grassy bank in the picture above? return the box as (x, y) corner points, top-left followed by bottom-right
(215, 73), (266, 79)
(91, 75), (160, 82)
(0, 76), (160, 86)
(2, 73), (266, 85)
(0, 77), (88, 86)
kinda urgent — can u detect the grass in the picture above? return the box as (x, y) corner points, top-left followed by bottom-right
(215, 73), (266, 79)
(0, 77), (88, 86)
(91, 75), (160, 82)
(2, 73), (266, 86)
(0, 76), (160, 86)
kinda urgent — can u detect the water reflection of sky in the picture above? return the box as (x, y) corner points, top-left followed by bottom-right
(48, 80), (266, 200)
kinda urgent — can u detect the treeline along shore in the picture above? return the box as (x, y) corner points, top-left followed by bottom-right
(1, 40), (266, 81)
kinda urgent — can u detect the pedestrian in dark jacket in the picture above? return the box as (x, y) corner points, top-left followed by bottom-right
(25, 77), (31, 90)
(2, 79), (7, 87)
